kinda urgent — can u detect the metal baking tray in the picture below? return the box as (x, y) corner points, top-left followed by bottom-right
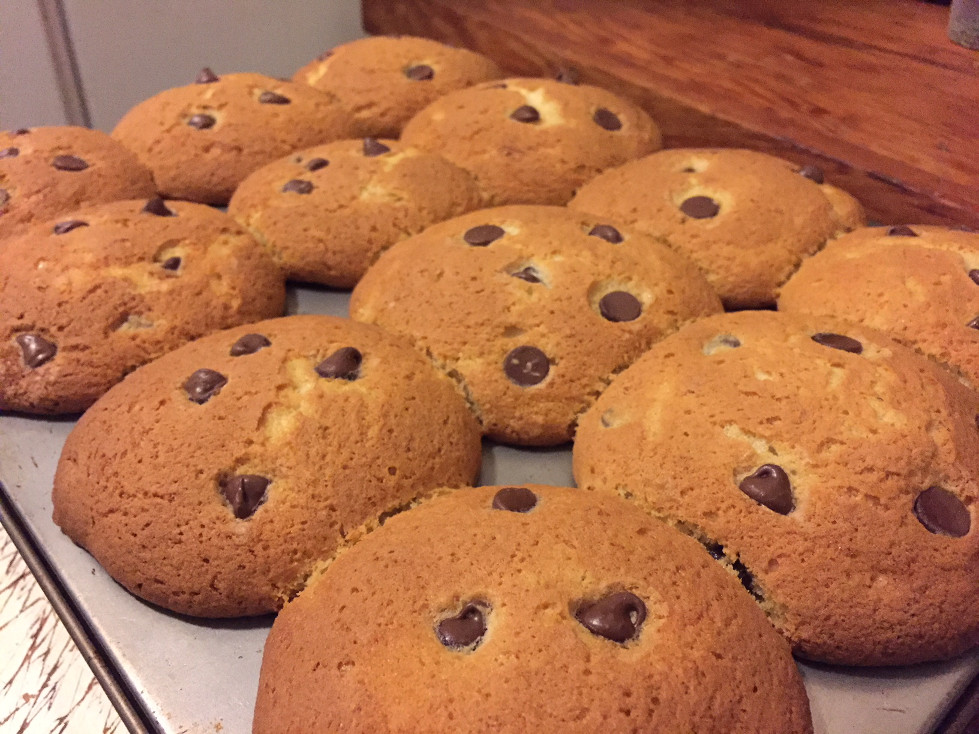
(1, 285), (978, 733)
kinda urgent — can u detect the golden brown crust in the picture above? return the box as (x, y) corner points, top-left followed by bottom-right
(350, 205), (721, 445)
(228, 139), (481, 287)
(255, 485), (812, 734)
(51, 315), (482, 617)
(0, 199), (285, 414)
(401, 78), (662, 206)
(111, 72), (359, 204)
(294, 36), (503, 138)
(0, 126), (155, 241)
(574, 310), (979, 665)
(569, 149), (865, 308)
(779, 225), (979, 387)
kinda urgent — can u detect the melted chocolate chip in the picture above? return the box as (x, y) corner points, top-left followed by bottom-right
(798, 165), (825, 184)
(739, 464), (794, 515)
(220, 474), (270, 519)
(282, 179), (314, 195)
(187, 113), (216, 130)
(504, 346), (550, 386)
(363, 138), (391, 157)
(183, 368), (227, 404)
(510, 105), (540, 123)
(230, 333), (271, 356)
(315, 347), (362, 380)
(511, 265), (542, 283)
(305, 157), (329, 172)
(0, 147), (19, 159)
(51, 155), (89, 172)
(53, 219), (88, 235)
(593, 108), (622, 131)
(555, 67), (580, 84)
(680, 195), (720, 219)
(588, 224), (623, 243)
(914, 487), (970, 537)
(161, 256), (181, 271)
(195, 67), (219, 84)
(599, 292), (642, 322)
(142, 197), (175, 216)
(258, 91), (291, 104)
(969, 270), (979, 286)
(887, 225), (917, 237)
(437, 603), (488, 649)
(811, 332), (863, 354)
(575, 591), (646, 643)
(492, 487), (538, 512)
(463, 224), (505, 246)
(16, 334), (56, 368)
(405, 64), (434, 81)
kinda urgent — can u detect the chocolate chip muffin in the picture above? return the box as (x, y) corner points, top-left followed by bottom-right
(52, 315), (482, 617)
(349, 206), (722, 445)
(111, 70), (359, 205)
(227, 138), (481, 287)
(568, 148), (865, 309)
(254, 485), (812, 733)
(293, 35), (503, 139)
(574, 310), (979, 665)
(779, 225), (979, 387)
(0, 126), (155, 241)
(400, 78), (661, 206)
(0, 198), (285, 414)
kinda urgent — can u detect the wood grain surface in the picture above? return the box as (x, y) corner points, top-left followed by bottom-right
(0, 527), (121, 734)
(363, 0), (979, 228)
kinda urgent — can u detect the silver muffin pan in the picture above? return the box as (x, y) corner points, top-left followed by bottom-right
(0, 285), (977, 733)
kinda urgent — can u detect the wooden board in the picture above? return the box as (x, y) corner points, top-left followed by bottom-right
(363, 0), (979, 228)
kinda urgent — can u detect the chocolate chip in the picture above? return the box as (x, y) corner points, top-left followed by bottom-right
(588, 224), (623, 243)
(183, 368), (227, 404)
(555, 67), (580, 84)
(142, 197), (175, 216)
(703, 334), (742, 354)
(161, 256), (181, 271)
(739, 464), (794, 515)
(680, 195), (720, 219)
(315, 346), (362, 380)
(887, 225), (917, 237)
(811, 332), (863, 354)
(969, 270), (979, 286)
(575, 591), (646, 643)
(195, 67), (219, 84)
(405, 64), (434, 81)
(511, 265), (542, 283)
(317, 49), (334, 62)
(510, 105), (540, 123)
(220, 474), (270, 519)
(463, 224), (505, 246)
(187, 113), (216, 130)
(504, 346), (549, 386)
(51, 155), (88, 172)
(0, 147), (19, 159)
(13, 128), (29, 135)
(436, 603), (488, 649)
(15, 334), (56, 368)
(305, 157), (329, 172)
(593, 108), (622, 131)
(599, 292), (642, 322)
(363, 138), (391, 157)
(230, 333), (271, 356)
(258, 91), (291, 104)
(492, 487), (538, 512)
(282, 179), (314, 194)
(970, 317), (979, 330)
(798, 165), (825, 184)
(914, 487), (970, 537)
(53, 219), (88, 235)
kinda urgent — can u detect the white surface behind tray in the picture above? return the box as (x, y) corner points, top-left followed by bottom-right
(0, 285), (977, 733)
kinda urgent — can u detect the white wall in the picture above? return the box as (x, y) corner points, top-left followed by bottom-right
(1, 0), (365, 133)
